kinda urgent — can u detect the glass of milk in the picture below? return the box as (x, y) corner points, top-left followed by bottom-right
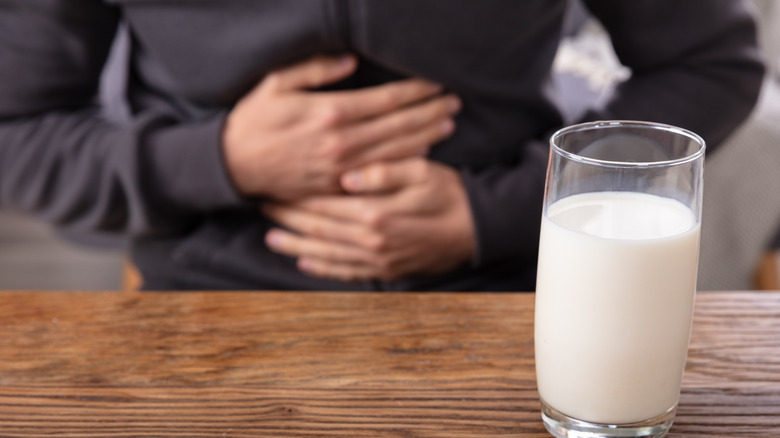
(535, 120), (705, 438)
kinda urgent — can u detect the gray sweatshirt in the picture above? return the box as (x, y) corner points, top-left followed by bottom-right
(0, 0), (765, 290)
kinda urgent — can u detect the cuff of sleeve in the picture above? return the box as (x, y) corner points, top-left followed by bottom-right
(460, 140), (549, 267)
(143, 113), (251, 213)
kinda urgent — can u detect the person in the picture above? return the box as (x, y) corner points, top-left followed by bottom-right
(0, 0), (765, 291)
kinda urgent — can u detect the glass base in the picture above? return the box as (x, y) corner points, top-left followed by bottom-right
(540, 399), (675, 438)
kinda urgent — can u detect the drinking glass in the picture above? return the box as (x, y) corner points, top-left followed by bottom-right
(534, 121), (705, 438)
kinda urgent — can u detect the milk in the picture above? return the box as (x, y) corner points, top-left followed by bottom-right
(535, 191), (699, 425)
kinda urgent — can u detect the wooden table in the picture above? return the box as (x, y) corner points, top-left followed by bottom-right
(0, 291), (778, 437)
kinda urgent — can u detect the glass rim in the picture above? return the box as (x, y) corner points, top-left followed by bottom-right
(550, 120), (706, 168)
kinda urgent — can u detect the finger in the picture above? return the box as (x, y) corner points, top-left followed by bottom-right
(341, 157), (431, 194)
(297, 257), (380, 282)
(264, 55), (357, 92)
(265, 228), (371, 264)
(294, 177), (442, 222)
(346, 115), (455, 174)
(263, 203), (382, 249)
(291, 195), (382, 225)
(310, 78), (444, 125)
(337, 94), (460, 161)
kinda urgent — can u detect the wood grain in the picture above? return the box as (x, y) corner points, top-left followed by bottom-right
(0, 291), (777, 437)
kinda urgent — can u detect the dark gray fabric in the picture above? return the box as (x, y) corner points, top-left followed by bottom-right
(0, 0), (765, 290)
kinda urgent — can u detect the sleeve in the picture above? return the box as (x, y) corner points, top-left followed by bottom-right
(580, 0), (766, 148)
(462, 0), (765, 268)
(0, 0), (247, 237)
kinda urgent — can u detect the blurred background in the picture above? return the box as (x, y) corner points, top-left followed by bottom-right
(0, 0), (778, 291)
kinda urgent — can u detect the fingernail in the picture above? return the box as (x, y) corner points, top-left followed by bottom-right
(440, 119), (455, 135)
(298, 258), (312, 271)
(342, 171), (363, 191)
(427, 82), (444, 94)
(339, 55), (355, 71)
(448, 96), (462, 113)
(265, 229), (282, 248)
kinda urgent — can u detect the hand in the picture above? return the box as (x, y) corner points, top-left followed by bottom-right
(262, 157), (476, 282)
(222, 55), (461, 201)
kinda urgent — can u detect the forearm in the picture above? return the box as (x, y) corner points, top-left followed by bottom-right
(0, 109), (247, 236)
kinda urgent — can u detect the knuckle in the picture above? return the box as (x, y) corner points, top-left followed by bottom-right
(261, 72), (284, 91)
(326, 177), (346, 193)
(321, 132), (350, 159)
(366, 233), (389, 252)
(304, 220), (324, 238)
(362, 209), (387, 230)
(319, 177), (344, 195)
(381, 87), (402, 108)
(315, 103), (344, 128)
(315, 171), (345, 194)
(394, 111), (420, 132)
(409, 158), (430, 179)
(323, 246), (340, 261)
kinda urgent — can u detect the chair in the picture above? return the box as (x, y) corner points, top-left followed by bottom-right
(755, 250), (780, 290)
(122, 258), (143, 292)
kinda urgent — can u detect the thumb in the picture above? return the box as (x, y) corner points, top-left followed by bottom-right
(341, 158), (430, 194)
(263, 54), (357, 93)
